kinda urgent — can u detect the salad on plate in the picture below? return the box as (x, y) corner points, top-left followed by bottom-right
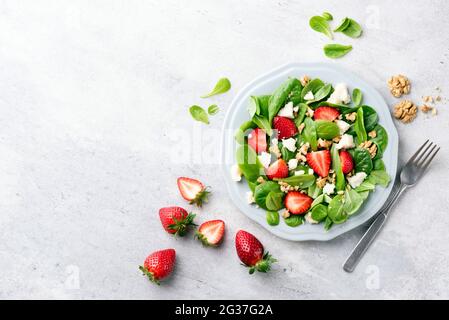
(231, 76), (391, 230)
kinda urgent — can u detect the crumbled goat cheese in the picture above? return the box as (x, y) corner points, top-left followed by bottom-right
(308, 168), (314, 175)
(293, 106), (299, 112)
(271, 138), (278, 145)
(304, 91), (315, 100)
(323, 183), (336, 195)
(288, 159), (298, 170)
(295, 170), (305, 176)
(246, 191), (255, 204)
(305, 212), (319, 224)
(335, 134), (355, 150)
(348, 172), (367, 188)
(335, 120), (351, 134)
(230, 164), (242, 182)
(277, 102), (295, 119)
(282, 138), (297, 152)
(327, 83), (351, 105)
(258, 152), (272, 168)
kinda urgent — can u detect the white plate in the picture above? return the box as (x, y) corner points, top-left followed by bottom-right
(220, 62), (398, 241)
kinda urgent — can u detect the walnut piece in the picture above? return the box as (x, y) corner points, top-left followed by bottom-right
(387, 74), (411, 98)
(257, 176), (265, 184)
(306, 107), (314, 118)
(300, 75), (310, 87)
(393, 100), (417, 123)
(299, 142), (310, 155)
(316, 177), (327, 189)
(281, 210), (290, 219)
(368, 130), (377, 138)
(269, 144), (282, 159)
(345, 112), (357, 122)
(422, 95), (433, 104)
(298, 123), (305, 134)
(318, 138), (332, 149)
(359, 140), (377, 158)
(420, 104), (433, 113)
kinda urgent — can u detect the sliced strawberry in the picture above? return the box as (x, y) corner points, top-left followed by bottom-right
(273, 116), (298, 139)
(247, 128), (267, 154)
(284, 191), (313, 215)
(177, 177), (210, 207)
(195, 220), (225, 246)
(306, 150), (331, 178)
(339, 150), (354, 174)
(314, 106), (340, 121)
(265, 159), (289, 180)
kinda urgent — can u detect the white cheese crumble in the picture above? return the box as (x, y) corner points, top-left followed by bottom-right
(271, 138), (278, 146)
(230, 164), (242, 182)
(277, 102), (295, 119)
(293, 106), (299, 112)
(305, 212), (319, 224)
(295, 170), (305, 176)
(327, 83), (351, 105)
(335, 120), (351, 135)
(258, 151), (272, 168)
(348, 172), (367, 188)
(323, 183), (336, 195)
(304, 91), (314, 100)
(335, 134), (355, 150)
(246, 191), (255, 204)
(282, 138), (297, 152)
(308, 168), (314, 175)
(288, 159), (298, 170)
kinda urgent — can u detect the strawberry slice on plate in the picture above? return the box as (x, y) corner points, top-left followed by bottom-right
(339, 150), (354, 174)
(195, 220), (225, 246)
(306, 150), (331, 178)
(247, 128), (267, 153)
(284, 191), (313, 215)
(177, 177), (210, 207)
(273, 116), (298, 139)
(159, 206), (196, 236)
(139, 248), (176, 285)
(266, 159), (289, 180)
(314, 106), (340, 121)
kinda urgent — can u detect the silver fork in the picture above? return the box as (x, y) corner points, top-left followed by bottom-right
(343, 140), (440, 273)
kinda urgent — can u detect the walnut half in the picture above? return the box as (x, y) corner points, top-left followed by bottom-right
(393, 100), (417, 123)
(388, 74), (411, 98)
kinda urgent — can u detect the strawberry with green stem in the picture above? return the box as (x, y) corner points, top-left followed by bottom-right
(139, 248), (176, 285)
(195, 220), (225, 246)
(159, 206), (196, 236)
(177, 177), (210, 207)
(235, 230), (277, 274)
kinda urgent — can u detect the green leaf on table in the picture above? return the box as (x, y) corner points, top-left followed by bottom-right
(323, 44), (353, 59)
(201, 77), (231, 98)
(189, 105), (209, 124)
(309, 16), (333, 39)
(207, 104), (219, 115)
(322, 12), (333, 21)
(334, 17), (363, 38)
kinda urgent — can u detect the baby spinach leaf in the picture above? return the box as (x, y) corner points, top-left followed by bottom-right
(324, 194), (333, 204)
(352, 88), (363, 106)
(254, 182), (281, 210)
(280, 143), (296, 162)
(189, 105), (209, 124)
(334, 17), (351, 32)
(258, 95), (271, 117)
(308, 182), (323, 199)
(358, 191), (370, 200)
(373, 158), (385, 171)
(236, 143), (264, 182)
(322, 12), (333, 21)
(328, 194), (348, 224)
(343, 189), (364, 215)
(311, 204), (328, 222)
(311, 194), (324, 207)
(370, 124), (388, 159)
(274, 174), (316, 188)
(361, 106), (379, 132)
(331, 144), (346, 191)
(248, 181), (257, 193)
(266, 211), (280, 226)
(309, 15), (333, 39)
(208, 104), (219, 115)
(247, 96), (260, 118)
(288, 81), (303, 105)
(353, 147), (373, 174)
(368, 170), (390, 187)
(294, 103), (308, 127)
(252, 115), (273, 136)
(284, 215), (304, 227)
(354, 181), (375, 192)
(201, 77), (231, 98)
(303, 117), (318, 151)
(324, 44), (352, 59)
(235, 120), (257, 144)
(324, 217), (333, 230)
(355, 107), (367, 142)
(268, 78), (298, 122)
(301, 79), (325, 101)
(315, 120), (340, 139)
(306, 83), (333, 104)
(334, 18), (363, 38)
(266, 191), (284, 211)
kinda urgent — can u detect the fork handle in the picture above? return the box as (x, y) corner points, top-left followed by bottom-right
(343, 184), (407, 273)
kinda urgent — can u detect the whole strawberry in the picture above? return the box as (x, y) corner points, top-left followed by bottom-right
(139, 249), (176, 285)
(235, 230), (277, 274)
(177, 177), (210, 207)
(159, 206), (196, 236)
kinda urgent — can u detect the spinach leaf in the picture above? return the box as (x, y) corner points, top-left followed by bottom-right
(309, 16), (333, 39)
(311, 194), (324, 207)
(358, 191), (370, 200)
(370, 124), (388, 159)
(284, 215), (304, 227)
(266, 211), (280, 226)
(316, 101), (354, 114)
(189, 105), (209, 124)
(268, 78), (298, 122)
(311, 204), (328, 222)
(247, 96), (260, 118)
(361, 106), (379, 132)
(373, 158), (385, 171)
(207, 104), (219, 115)
(324, 44), (352, 59)
(280, 143), (296, 162)
(306, 83), (333, 104)
(266, 191), (284, 211)
(334, 18), (363, 38)
(301, 79), (325, 101)
(324, 217), (333, 230)
(236, 144), (264, 182)
(352, 88), (362, 106)
(315, 120), (340, 139)
(248, 181), (257, 193)
(303, 117), (318, 151)
(252, 115), (273, 136)
(354, 181), (375, 192)
(355, 107), (367, 143)
(324, 194), (333, 204)
(343, 189), (364, 215)
(353, 147), (373, 174)
(254, 182), (281, 210)
(235, 120), (257, 144)
(328, 194), (348, 224)
(274, 174), (316, 188)
(368, 170), (390, 187)
(308, 183), (323, 199)
(294, 103), (308, 127)
(331, 144), (346, 191)
(322, 12), (333, 21)
(288, 81), (303, 105)
(201, 77), (231, 98)
(258, 95), (271, 117)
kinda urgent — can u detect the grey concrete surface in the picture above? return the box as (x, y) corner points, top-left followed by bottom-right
(0, 0), (448, 299)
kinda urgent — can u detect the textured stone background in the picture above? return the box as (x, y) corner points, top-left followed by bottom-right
(0, 0), (448, 299)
